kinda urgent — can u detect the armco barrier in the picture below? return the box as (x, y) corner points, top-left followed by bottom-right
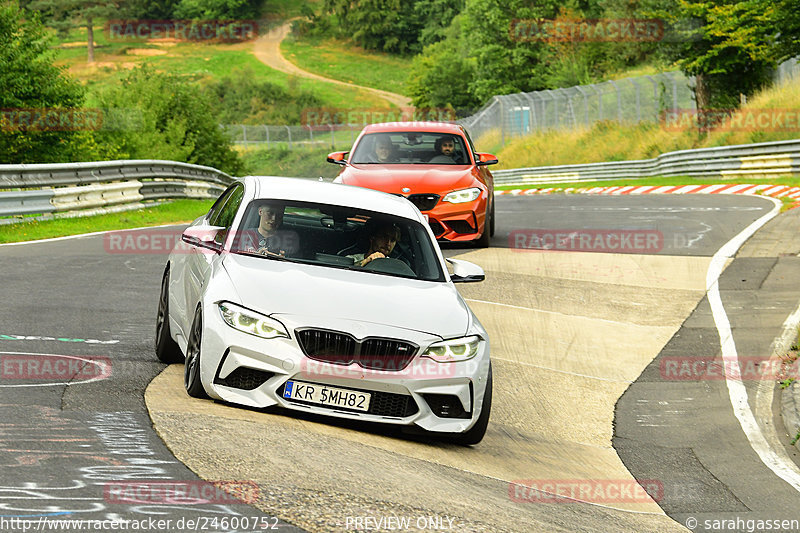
(0, 160), (233, 223)
(492, 139), (800, 185)
(3, 140), (800, 222)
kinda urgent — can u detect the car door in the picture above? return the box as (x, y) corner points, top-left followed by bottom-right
(184, 183), (244, 322)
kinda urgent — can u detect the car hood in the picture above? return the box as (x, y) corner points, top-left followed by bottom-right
(222, 253), (470, 339)
(339, 165), (476, 195)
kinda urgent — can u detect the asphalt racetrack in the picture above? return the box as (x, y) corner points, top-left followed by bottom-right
(3, 193), (800, 532)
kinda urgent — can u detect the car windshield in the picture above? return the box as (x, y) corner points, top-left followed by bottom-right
(231, 199), (446, 282)
(350, 132), (469, 165)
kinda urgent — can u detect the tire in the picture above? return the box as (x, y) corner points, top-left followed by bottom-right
(489, 199), (496, 237)
(475, 223), (491, 248)
(452, 363), (492, 446)
(184, 307), (208, 398)
(155, 268), (183, 364)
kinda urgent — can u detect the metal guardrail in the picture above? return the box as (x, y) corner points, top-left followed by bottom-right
(2, 139), (800, 222)
(0, 160), (234, 222)
(492, 139), (800, 186)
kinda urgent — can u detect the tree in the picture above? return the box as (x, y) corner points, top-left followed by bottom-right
(93, 66), (243, 174)
(27, 0), (125, 63)
(0, 1), (105, 163)
(322, 0), (423, 54)
(645, 0), (779, 111)
(173, 0), (266, 20)
(406, 16), (479, 111)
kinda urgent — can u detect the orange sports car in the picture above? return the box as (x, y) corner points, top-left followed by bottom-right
(327, 122), (498, 247)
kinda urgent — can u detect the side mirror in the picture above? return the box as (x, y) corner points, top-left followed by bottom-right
(181, 225), (225, 253)
(475, 153), (499, 166)
(327, 151), (348, 165)
(446, 258), (485, 283)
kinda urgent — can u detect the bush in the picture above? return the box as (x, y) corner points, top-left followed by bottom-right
(93, 66), (243, 174)
(202, 67), (323, 125)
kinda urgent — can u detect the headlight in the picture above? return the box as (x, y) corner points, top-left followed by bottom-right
(218, 302), (289, 339)
(442, 188), (481, 204)
(422, 336), (480, 362)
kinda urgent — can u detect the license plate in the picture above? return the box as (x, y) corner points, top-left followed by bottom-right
(283, 380), (371, 411)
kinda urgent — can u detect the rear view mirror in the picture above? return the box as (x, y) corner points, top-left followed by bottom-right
(475, 153), (499, 166)
(327, 151), (348, 165)
(446, 258), (485, 283)
(182, 225), (225, 252)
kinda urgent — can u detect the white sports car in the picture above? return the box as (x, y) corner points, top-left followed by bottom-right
(155, 176), (492, 444)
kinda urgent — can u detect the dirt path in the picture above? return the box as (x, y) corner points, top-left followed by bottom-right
(253, 22), (411, 109)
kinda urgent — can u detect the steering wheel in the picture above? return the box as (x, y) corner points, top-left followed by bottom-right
(361, 257), (416, 276)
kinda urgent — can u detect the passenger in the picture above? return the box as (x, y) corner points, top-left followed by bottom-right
(347, 220), (401, 267)
(428, 136), (458, 164)
(240, 201), (298, 257)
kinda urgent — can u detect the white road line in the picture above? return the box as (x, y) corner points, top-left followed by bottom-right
(706, 196), (800, 492)
(0, 223), (185, 247)
(0, 351), (110, 388)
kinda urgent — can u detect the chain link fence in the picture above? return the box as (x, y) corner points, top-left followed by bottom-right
(458, 71), (697, 145)
(224, 59), (800, 149)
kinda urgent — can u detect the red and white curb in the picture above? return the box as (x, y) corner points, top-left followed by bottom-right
(497, 183), (800, 208)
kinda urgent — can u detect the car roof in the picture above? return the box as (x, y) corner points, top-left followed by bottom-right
(240, 176), (423, 220)
(361, 122), (465, 135)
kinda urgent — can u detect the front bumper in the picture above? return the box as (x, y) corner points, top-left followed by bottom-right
(198, 307), (491, 434)
(423, 194), (489, 242)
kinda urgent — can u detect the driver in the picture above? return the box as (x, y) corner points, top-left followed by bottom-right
(347, 220), (401, 267)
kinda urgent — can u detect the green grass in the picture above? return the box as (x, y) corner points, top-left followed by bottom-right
(281, 34), (412, 97)
(0, 199), (214, 244)
(239, 145), (341, 179)
(54, 21), (389, 111)
(487, 77), (800, 170)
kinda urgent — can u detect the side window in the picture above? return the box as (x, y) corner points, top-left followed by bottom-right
(207, 185), (237, 226)
(461, 129), (478, 162)
(213, 184), (244, 245)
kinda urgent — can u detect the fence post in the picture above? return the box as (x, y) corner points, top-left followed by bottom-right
(526, 92), (539, 132)
(330, 124), (335, 149)
(242, 125), (247, 145)
(608, 80), (622, 123)
(286, 125), (291, 149)
(264, 125), (269, 146)
(644, 75), (659, 122)
(575, 86), (589, 126)
(499, 97), (505, 146)
(631, 78), (641, 123)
